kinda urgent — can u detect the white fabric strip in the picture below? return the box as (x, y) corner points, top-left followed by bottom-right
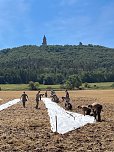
(0, 98), (95, 134)
(0, 99), (20, 111)
(42, 98), (95, 134)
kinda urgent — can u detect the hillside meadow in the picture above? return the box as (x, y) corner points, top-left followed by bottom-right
(0, 90), (114, 151)
(0, 82), (114, 91)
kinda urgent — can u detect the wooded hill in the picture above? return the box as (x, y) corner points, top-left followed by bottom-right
(0, 44), (114, 84)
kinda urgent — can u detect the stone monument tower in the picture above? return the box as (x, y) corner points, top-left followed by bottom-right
(42, 35), (47, 45)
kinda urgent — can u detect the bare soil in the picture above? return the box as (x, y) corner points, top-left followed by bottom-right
(0, 90), (114, 152)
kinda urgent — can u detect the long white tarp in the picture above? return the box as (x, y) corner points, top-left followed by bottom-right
(0, 99), (20, 111)
(0, 98), (95, 134)
(43, 98), (95, 134)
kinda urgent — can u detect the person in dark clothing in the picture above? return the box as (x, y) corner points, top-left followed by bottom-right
(65, 90), (69, 98)
(65, 102), (72, 110)
(88, 103), (103, 122)
(65, 90), (70, 103)
(50, 90), (59, 103)
(62, 96), (72, 110)
(20, 92), (28, 108)
(52, 94), (59, 103)
(51, 90), (55, 96)
(78, 105), (91, 116)
(35, 90), (40, 109)
(39, 93), (44, 100)
(45, 90), (48, 97)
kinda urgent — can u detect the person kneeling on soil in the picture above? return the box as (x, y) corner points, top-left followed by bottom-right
(65, 102), (72, 110)
(78, 105), (92, 116)
(62, 97), (72, 110)
(88, 103), (103, 122)
(20, 92), (28, 108)
(50, 90), (59, 103)
(50, 90), (55, 96)
(52, 94), (59, 103)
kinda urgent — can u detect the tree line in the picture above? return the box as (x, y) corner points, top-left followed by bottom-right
(0, 44), (114, 86)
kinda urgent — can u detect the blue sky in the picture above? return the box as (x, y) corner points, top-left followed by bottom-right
(0, 0), (114, 49)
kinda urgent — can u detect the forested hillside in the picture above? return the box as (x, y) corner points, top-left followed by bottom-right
(0, 44), (114, 84)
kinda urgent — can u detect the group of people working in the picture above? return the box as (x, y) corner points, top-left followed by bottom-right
(20, 90), (103, 122)
(20, 90), (47, 109)
(78, 103), (103, 122)
(20, 90), (70, 109)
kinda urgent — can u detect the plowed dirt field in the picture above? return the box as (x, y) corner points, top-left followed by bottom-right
(0, 90), (114, 152)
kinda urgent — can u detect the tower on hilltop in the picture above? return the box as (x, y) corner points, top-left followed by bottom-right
(42, 35), (47, 46)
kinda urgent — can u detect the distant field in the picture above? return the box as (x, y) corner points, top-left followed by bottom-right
(86, 82), (114, 89)
(0, 82), (114, 91)
(39, 84), (60, 90)
(0, 84), (61, 91)
(0, 84), (29, 91)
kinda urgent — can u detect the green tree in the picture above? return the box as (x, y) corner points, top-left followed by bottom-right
(1, 44), (114, 84)
(84, 82), (90, 88)
(43, 74), (54, 85)
(65, 75), (82, 89)
(28, 81), (35, 90)
(34, 82), (40, 90)
(111, 83), (114, 88)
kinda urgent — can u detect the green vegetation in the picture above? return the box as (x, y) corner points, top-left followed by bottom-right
(28, 81), (40, 90)
(0, 84), (61, 91)
(1, 44), (114, 85)
(0, 84), (29, 91)
(64, 75), (82, 89)
(0, 82), (114, 91)
(83, 82), (114, 89)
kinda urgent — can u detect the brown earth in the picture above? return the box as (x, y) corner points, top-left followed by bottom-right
(0, 90), (114, 152)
